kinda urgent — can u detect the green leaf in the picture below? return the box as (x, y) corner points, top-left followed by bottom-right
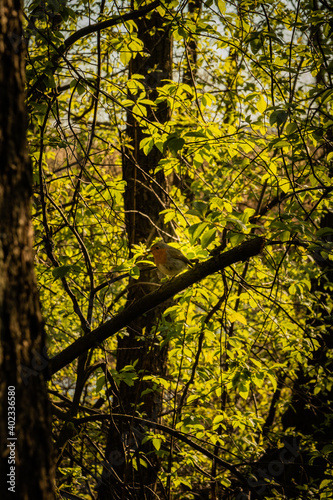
(163, 134), (185, 156)
(270, 110), (288, 127)
(280, 230), (290, 242)
(238, 381), (250, 399)
(252, 372), (265, 388)
(76, 83), (85, 95)
(188, 222), (208, 244)
(163, 210), (176, 224)
(96, 375), (105, 394)
(201, 228), (217, 249)
(120, 50), (132, 65)
(132, 103), (147, 117)
(267, 371), (277, 392)
(52, 265), (78, 279)
(273, 139), (290, 148)
(183, 130), (207, 138)
(140, 387), (154, 396)
(152, 438), (162, 451)
(229, 310), (247, 325)
(140, 137), (154, 155)
(257, 95), (267, 114)
(212, 414), (225, 429)
(216, 0), (226, 14)
(129, 265), (140, 279)
(316, 227), (333, 238)
(286, 122), (297, 135)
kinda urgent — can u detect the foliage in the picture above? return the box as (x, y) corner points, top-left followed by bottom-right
(25, 0), (333, 498)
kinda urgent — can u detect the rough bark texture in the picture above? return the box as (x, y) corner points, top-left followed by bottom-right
(98, 7), (173, 500)
(183, 0), (201, 86)
(0, 1), (55, 498)
(122, 13), (172, 246)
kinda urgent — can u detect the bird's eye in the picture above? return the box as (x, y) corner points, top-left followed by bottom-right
(155, 246), (159, 250)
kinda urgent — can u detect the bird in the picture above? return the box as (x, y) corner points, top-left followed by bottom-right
(150, 240), (193, 276)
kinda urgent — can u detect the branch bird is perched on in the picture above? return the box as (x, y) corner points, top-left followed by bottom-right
(150, 241), (193, 276)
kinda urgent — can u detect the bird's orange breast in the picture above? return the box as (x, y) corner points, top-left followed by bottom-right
(152, 248), (168, 266)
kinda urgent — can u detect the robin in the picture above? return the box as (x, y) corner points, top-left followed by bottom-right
(150, 240), (193, 276)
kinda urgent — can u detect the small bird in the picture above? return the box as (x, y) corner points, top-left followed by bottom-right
(150, 240), (193, 276)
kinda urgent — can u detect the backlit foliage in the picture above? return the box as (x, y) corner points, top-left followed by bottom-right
(25, 0), (333, 497)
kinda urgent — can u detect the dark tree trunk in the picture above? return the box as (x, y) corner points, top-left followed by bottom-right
(183, 0), (201, 86)
(98, 8), (172, 500)
(0, 1), (55, 499)
(123, 13), (172, 246)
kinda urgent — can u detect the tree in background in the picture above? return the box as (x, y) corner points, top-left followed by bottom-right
(22, 0), (333, 498)
(99, 5), (173, 499)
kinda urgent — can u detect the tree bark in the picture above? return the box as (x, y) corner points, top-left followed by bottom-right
(98, 6), (173, 499)
(0, 1), (55, 498)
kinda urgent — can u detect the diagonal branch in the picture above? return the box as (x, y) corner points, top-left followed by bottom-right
(27, 0), (161, 99)
(63, 0), (161, 51)
(49, 237), (265, 376)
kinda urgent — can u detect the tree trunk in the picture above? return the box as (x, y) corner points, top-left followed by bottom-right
(98, 7), (172, 500)
(0, 1), (55, 498)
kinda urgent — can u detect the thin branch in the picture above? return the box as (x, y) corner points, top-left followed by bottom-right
(53, 411), (252, 488)
(178, 291), (227, 411)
